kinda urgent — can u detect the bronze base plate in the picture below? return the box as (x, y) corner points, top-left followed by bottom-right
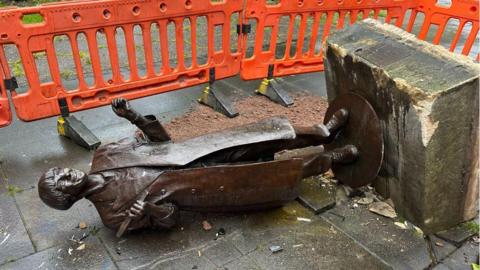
(324, 93), (384, 188)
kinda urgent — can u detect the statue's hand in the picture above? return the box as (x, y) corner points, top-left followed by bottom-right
(112, 98), (135, 120)
(127, 200), (145, 220)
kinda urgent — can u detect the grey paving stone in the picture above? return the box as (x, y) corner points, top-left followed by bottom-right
(441, 240), (479, 270)
(248, 218), (390, 270)
(0, 236), (116, 270)
(117, 249), (215, 270)
(0, 193), (35, 265)
(98, 211), (247, 263)
(436, 221), (478, 246)
(201, 238), (242, 266)
(297, 177), (336, 215)
(14, 188), (103, 251)
(429, 235), (457, 262)
(279, 72), (327, 97)
(322, 203), (432, 270)
(223, 255), (262, 270)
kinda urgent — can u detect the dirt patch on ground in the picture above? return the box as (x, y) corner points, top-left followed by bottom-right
(164, 93), (328, 141)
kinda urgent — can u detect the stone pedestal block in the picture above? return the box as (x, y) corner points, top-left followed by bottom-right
(324, 19), (479, 233)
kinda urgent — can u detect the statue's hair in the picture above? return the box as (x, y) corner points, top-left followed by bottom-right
(38, 167), (75, 210)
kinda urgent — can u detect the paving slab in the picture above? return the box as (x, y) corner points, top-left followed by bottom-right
(14, 188), (103, 251)
(0, 193), (35, 266)
(439, 240), (479, 270)
(117, 249), (216, 270)
(429, 235), (457, 262)
(0, 236), (116, 270)
(223, 255), (262, 270)
(200, 238), (243, 266)
(436, 221), (478, 246)
(322, 201), (432, 270)
(247, 218), (390, 270)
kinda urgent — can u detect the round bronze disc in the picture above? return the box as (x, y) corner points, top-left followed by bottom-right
(324, 93), (384, 188)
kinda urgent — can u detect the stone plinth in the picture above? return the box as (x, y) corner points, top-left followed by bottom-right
(324, 19), (479, 233)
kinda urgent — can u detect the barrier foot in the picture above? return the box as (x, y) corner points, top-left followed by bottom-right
(256, 77), (294, 107)
(57, 115), (101, 150)
(198, 85), (239, 118)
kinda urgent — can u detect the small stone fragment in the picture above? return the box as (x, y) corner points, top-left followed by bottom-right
(357, 197), (374, 205)
(269, 245), (283, 253)
(368, 202), (397, 219)
(296, 217), (311, 222)
(78, 222), (87, 229)
(394, 222), (407, 229)
(202, 220), (212, 231)
(435, 242), (444, 247)
(68, 248), (73, 255)
(76, 244), (86, 250)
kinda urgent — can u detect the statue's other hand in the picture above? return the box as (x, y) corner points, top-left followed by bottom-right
(111, 97), (134, 119)
(127, 200), (145, 220)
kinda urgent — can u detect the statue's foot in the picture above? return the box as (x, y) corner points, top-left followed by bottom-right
(325, 108), (349, 134)
(311, 124), (330, 138)
(330, 145), (359, 164)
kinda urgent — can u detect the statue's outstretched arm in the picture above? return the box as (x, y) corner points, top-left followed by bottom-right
(111, 97), (171, 142)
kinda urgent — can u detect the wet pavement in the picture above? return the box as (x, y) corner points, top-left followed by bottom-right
(0, 4), (479, 268)
(0, 72), (478, 270)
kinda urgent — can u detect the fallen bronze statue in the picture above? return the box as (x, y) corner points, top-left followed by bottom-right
(38, 93), (383, 237)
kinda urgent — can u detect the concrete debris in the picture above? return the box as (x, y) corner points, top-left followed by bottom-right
(297, 217), (311, 222)
(269, 245), (283, 253)
(368, 202), (397, 219)
(357, 197), (374, 205)
(202, 220), (212, 231)
(394, 222), (408, 229)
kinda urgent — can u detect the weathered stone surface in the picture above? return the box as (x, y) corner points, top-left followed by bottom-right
(323, 203), (432, 270)
(324, 19), (479, 233)
(436, 220), (479, 246)
(297, 176), (336, 214)
(0, 236), (116, 270)
(440, 240), (479, 270)
(0, 193), (35, 265)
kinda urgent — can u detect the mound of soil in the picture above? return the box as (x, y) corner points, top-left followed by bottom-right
(164, 94), (328, 141)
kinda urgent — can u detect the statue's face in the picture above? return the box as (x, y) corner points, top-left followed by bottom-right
(54, 168), (87, 195)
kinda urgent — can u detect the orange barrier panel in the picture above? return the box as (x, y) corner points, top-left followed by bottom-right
(240, 0), (479, 80)
(0, 0), (243, 122)
(0, 48), (12, 127)
(412, 0), (479, 59)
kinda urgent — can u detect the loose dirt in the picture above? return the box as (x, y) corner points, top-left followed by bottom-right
(164, 93), (328, 141)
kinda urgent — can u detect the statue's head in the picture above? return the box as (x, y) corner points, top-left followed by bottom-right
(38, 167), (87, 210)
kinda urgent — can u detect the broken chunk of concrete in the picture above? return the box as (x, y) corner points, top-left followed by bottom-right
(324, 19), (479, 233)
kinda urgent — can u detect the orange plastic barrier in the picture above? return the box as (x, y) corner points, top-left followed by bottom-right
(0, 0), (243, 122)
(240, 0), (479, 80)
(0, 49), (12, 127)
(0, 0), (478, 126)
(413, 0), (479, 59)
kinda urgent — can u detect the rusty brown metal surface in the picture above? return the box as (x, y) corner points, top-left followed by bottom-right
(324, 93), (384, 188)
(147, 159), (304, 212)
(90, 117), (296, 173)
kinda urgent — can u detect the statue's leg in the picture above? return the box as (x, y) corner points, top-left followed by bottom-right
(293, 108), (349, 143)
(275, 144), (358, 178)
